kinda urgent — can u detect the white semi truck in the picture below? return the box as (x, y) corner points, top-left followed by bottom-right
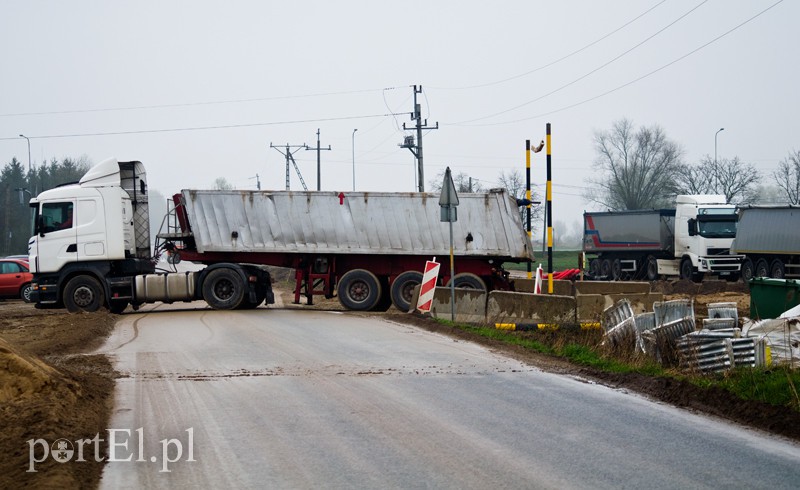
(582, 195), (742, 281)
(28, 158), (533, 313)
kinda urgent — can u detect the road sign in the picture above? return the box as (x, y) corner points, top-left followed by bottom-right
(439, 167), (459, 223)
(417, 258), (441, 314)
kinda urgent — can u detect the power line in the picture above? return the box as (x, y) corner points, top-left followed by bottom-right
(460, 0), (784, 127)
(452, 0), (709, 125)
(429, 0), (666, 91)
(0, 87), (389, 118)
(0, 112), (399, 140)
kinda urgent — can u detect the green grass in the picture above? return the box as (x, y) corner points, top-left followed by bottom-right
(436, 318), (799, 411)
(505, 249), (582, 272)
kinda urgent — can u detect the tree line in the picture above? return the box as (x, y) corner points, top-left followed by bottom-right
(0, 157), (90, 255)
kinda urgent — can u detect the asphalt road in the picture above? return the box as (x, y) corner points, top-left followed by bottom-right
(97, 304), (800, 489)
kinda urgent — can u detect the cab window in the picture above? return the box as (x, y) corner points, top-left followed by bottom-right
(41, 202), (74, 232)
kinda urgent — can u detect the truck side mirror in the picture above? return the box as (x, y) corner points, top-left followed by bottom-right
(687, 218), (697, 236)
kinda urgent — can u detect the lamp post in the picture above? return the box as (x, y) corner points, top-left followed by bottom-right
(352, 128), (358, 191)
(714, 128), (724, 165)
(19, 134), (31, 174)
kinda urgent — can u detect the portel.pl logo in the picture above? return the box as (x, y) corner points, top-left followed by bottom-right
(28, 428), (195, 473)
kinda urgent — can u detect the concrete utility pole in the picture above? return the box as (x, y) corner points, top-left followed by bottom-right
(19, 134), (31, 174)
(399, 85), (438, 192)
(305, 129), (331, 191)
(270, 143), (308, 190)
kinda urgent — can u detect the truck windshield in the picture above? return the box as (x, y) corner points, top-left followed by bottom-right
(696, 208), (737, 239)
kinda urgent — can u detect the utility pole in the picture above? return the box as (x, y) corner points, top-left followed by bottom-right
(250, 174), (261, 190)
(305, 128), (331, 191)
(270, 143), (308, 190)
(399, 85), (438, 192)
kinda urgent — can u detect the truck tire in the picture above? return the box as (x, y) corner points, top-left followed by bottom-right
(600, 259), (612, 279)
(770, 259), (786, 279)
(589, 259), (601, 278)
(755, 259), (769, 278)
(741, 259), (755, 282)
(646, 256), (659, 281)
(390, 271), (423, 312)
(202, 268), (245, 310)
(64, 275), (105, 313)
(611, 259), (622, 281)
(447, 272), (487, 290)
(679, 258), (694, 281)
(20, 283), (32, 303)
(337, 269), (382, 311)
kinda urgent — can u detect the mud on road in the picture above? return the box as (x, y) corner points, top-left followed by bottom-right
(0, 280), (797, 487)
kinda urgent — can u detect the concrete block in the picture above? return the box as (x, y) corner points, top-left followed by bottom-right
(574, 281), (651, 295)
(486, 291), (576, 325)
(514, 278), (573, 296)
(607, 292), (664, 315)
(429, 287), (487, 324)
(576, 293), (605, 322)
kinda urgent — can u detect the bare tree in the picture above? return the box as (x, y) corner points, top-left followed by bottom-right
(773, 150), (800, 204)
(674, 161), (714, 195)
(213, 177), (234, 190)
(428, 170), (485, 193)
(707, 156), (760, 204)
(586, 118), (683, 210)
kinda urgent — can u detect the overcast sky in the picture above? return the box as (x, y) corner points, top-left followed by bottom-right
(1, 0), (797, 233)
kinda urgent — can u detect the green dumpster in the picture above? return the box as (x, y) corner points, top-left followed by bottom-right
(749, 277), (800, 319)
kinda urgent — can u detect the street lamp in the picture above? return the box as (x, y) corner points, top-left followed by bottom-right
(19, 134), (31, 174)
(714, 128), (724, 165)
(352, 128), (358, 191)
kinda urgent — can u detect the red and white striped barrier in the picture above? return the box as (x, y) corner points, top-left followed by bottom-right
(416, 258), (441, 314)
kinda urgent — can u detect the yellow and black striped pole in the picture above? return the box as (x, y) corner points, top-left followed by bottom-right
(526, 139), (532, 280)
(546, 123), (553, 294)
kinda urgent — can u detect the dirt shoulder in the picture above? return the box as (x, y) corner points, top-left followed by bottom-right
(0, 302), (117, 489)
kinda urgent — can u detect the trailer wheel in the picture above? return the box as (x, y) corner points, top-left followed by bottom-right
(390, 271), (424, 312)
(203, 268), (245, 310)
(755, 259), (769, 278)
(646, 256), (659, 281)
(611, 259), (622, 281)
(64, 275), (105, 313)
(447, 272), (487, 290)
(770, 259), (786, 279)
(741, 259), (755, 282)
(589, 259), (601, 278)
(600, 259), (612, 279)
(337, 269), (382, 311)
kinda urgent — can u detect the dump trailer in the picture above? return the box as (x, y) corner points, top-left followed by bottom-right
(731, 205), (800, 281)
(583, 195), (741, 281)
(28, 158), (533, 313)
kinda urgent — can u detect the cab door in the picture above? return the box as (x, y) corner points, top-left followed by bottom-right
(34, 201), (78, 273)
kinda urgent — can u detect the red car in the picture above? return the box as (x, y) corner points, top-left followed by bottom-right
(0, 258), (33, 302)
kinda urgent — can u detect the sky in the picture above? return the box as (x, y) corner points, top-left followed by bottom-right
(1, 0), (797, 237)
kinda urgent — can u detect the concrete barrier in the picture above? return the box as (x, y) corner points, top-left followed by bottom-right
(576, 292), (664, 322)
(429, 287), (488, 324)
(487, 291), (576, 325)
(573, 281), (651, 295)
(514, 278), (573, 296)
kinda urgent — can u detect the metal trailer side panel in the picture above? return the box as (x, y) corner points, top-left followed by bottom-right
(583, 209), (676, 254)
(180, 190), (533, 260)
(732, 206), (800, 254)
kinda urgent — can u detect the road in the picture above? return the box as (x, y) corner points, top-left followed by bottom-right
(97, 304), (800, 489)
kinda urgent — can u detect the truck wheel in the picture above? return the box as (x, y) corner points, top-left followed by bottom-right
(600, 259), (612, 279)
(770, 259), (786, 279)
(611, 259), (622, 281)
(202, 268), (245, 310)
(755, 259), (769, 278)
(390, 271), (423, 312)
(646, 256), (659, 281)
(337, 269), (382, 311)
(20, 283), (32, 303)
(679, 259), (694, 281)
(741, 259), (755, 282)
(447, 272), (487, 290)
(64, 275), (105, 313)
(589, 259), (601, 278)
